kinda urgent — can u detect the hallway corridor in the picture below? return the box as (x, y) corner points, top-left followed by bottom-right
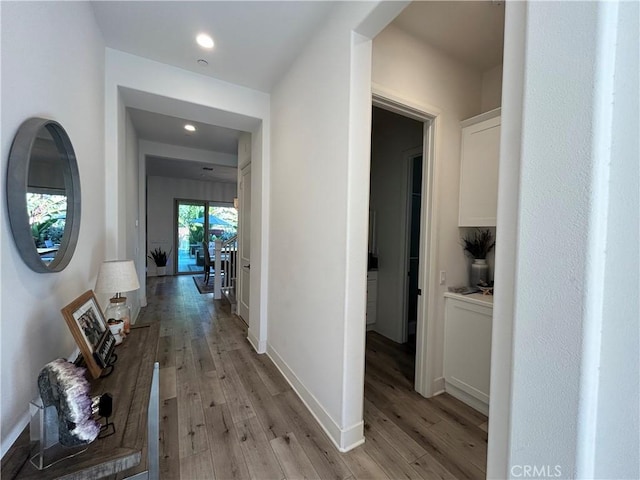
(141, 275), (487, 479)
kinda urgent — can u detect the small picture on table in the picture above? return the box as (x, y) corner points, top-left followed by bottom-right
(61, 290), (115, 378)
(74, 299), (105, 352)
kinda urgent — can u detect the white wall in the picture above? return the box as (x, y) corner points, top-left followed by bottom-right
(105, 48), (270, 349)
(488, 1), (639, 478)
(0, 1), (105, 455)
(268, 1), (407, 451)
(585, 2), (640, 479)
(481, 64), (503, 112)
(591, 3), (638, 476)
(146, 176), (236, 276)
(369, 107), (423, 342)
(124, 111), (142, 317)
(269, 7), (356, 449)
(372, 24), (484, 391)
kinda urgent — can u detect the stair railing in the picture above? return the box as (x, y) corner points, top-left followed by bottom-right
(213, 235), (238, 300)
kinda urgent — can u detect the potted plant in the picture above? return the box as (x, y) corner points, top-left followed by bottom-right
(461, 229), (495, 287)
(148, 247), (171, 276)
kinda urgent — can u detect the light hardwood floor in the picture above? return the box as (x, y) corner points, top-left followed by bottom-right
(140, 275), (487, 479)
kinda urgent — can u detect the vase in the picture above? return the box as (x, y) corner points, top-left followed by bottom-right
(470, 259), (489, 287)
(157, 266), (167, 277)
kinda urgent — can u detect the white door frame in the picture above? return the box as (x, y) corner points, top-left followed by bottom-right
(372, 85), (442, 398)
(238, 163), (252, 324)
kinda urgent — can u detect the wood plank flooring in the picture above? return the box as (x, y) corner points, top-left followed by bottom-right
(142, 276), (487, 479)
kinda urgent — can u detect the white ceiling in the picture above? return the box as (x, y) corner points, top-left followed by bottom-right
(94, 1), (504, 183)
(392, 1), (505, 71)
(93, 1), (336, 183)
(146, 155), (238, 183)
(91, 1), (335, 93)
(128, 108), (240, 154)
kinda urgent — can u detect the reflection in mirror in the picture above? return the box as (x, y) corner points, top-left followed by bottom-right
(7, 118), (81, 273)
(27, 127), (70, 265)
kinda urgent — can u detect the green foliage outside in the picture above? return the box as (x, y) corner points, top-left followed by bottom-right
(27, 193), (67, 247)
(177, 204), (204, 228)
(178, 204), (238, 244)
(189, 225), (204, 244)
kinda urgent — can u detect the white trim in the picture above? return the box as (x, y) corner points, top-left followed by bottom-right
(446, 377), (490, 405)
(247, 329), (266, 354)
(267, 344), (363, 452)
(372, 89), (440, 399)
(432, 376), (445, 395)
(340, 422), (366, 452)
(576, 2), (619, 476)
(486, 2), (525, 477)
(460, 107), (501, 128)
(444, 291), (494, 309)
(1, 410), (30, 458)
(419, 116), (441, 399)
(445, 380), (490, 416)
(372, 83), (442, 118)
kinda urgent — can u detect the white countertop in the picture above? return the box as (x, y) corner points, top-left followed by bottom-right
(444, 291), (494, 308)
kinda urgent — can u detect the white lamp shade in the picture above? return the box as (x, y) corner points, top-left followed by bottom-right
(95, 260), (140, 294)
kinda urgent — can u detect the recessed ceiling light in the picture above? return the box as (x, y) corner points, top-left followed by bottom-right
(184, 124), (196, 132)
(196, 33), (214, 49)
(197, 59), (209, 66)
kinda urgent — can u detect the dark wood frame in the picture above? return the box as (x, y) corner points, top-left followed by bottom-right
(61, 290), (114, 378)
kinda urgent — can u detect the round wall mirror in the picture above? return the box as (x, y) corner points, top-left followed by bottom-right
(6, 118), (81, 273)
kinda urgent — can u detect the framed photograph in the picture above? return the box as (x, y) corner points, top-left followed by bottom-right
(61, 290), (116, 378)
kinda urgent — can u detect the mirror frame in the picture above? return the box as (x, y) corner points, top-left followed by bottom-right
(7, 118), (81, 273)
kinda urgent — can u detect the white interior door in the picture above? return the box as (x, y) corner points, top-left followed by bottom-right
(238, 163), (251, 323)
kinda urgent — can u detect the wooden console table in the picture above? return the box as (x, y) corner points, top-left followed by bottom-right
(1, 323), (160, 480)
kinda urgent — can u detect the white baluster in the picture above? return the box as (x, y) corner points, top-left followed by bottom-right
(214, 239), (222, 299)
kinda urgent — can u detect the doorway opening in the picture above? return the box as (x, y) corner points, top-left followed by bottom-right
(365, 94), (440, 397)
(406, 150), (423, 352)
(367, 103), (434, 392)
(175, 199), (237, 275)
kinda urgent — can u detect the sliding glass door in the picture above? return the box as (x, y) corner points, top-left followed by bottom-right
(176, 201), (205, 274)
(175, 200), (238, 275)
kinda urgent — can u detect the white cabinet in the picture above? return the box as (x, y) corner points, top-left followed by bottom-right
(443, 293), (493, 415)
(366, 271), (377, 328)
(458, 108), (501, 226)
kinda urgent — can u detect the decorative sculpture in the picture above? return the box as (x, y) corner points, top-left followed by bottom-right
(37, 359), (100, 446)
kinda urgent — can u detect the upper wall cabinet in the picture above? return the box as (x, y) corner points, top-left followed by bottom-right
(458, 108), (501, 227)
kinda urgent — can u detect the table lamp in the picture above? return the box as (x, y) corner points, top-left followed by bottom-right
(95, 260), (140, 337)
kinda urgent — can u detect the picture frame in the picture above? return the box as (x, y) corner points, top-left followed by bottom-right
(61, 290), (116, 379)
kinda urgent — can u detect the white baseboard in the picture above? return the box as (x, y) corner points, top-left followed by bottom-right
(444, 379), (489, 416)
(266, 344), (364, 452)
(247, 330), (266, 353)
(432, 376), (445, 395)
(131, 303), (141, 326)
(1, 410), (30, 459)
(340, 422), (366, 452)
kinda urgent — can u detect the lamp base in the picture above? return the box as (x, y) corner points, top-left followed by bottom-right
(105, 296), (130, 334)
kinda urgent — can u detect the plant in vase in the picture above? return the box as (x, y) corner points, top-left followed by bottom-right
(148, 247), (171, 276)
(461, 229), (495, 288)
